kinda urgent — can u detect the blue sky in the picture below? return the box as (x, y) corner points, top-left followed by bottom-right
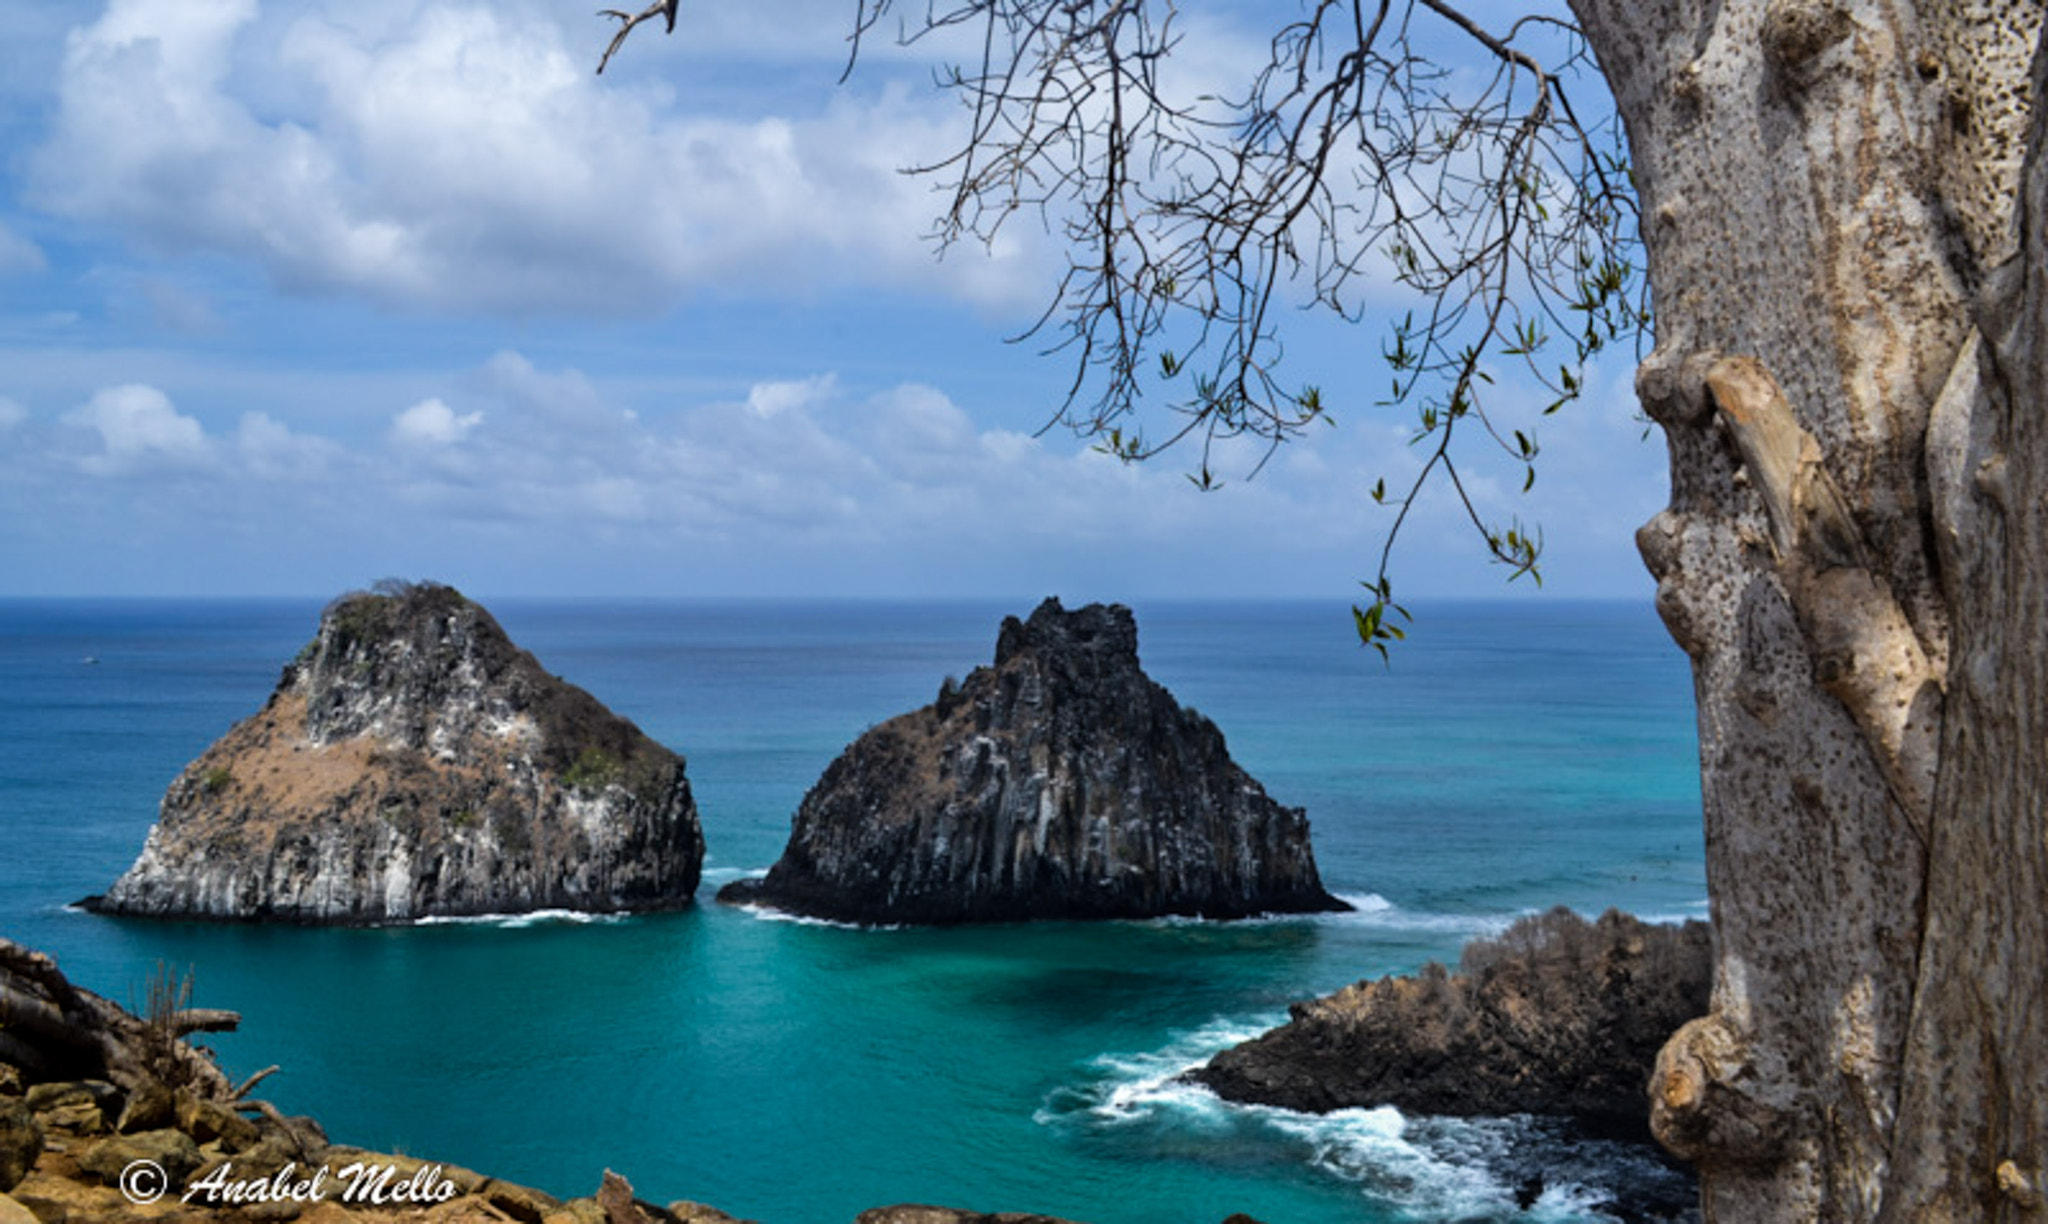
(0, 0), (1665, 603)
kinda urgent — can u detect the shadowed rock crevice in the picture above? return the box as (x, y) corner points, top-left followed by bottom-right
(721, 598), (1346, 925)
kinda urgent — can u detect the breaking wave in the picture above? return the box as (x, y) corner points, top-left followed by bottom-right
(1038, 1017), (1699, 1223)
(410, 908), (632, 929)
(1328, 892), (1520, 938)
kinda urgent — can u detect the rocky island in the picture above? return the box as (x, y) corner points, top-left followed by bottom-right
(719, 598), (1346, 924)
(1192, 906), (1713, 1142)
(83, 581), (704, 924)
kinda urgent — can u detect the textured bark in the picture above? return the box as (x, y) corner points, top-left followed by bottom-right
(1567, 0), (2046, 1218)
(1886, 32), (2048, 1218)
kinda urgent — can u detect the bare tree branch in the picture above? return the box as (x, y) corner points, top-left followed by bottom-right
(231, 1064), (282, 1101)
(597, 2), (1646, 641)
(596, 0), (679, 75)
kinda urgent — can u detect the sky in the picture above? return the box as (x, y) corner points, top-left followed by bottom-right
(0, 0), (1668, 604)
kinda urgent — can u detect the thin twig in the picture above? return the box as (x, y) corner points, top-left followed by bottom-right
(595, 0), (678, 75)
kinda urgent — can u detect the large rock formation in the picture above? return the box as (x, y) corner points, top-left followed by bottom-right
(84, 582), (703, 924)
(1191, 907), (1713, 1142)
(719, 598), (1345, 924)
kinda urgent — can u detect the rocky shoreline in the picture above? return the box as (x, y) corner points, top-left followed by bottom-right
(1193, 907), (1713, 1140)
(1190, 907), (1711, 1222)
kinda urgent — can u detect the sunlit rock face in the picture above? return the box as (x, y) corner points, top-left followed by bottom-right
(720, 597), (1346, 925)
(87, 582), (703, 924)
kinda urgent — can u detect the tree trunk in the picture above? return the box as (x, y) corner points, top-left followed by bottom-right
(1565, 0), (2046, 1218)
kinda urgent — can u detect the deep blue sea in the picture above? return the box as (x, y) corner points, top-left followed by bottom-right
(0, 598), (1705, 1223)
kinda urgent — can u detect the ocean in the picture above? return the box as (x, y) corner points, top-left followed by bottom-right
(0, 597), (1706, 1223)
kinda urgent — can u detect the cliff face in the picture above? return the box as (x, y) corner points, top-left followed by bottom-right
(1192, 907), (1713, 1142)
(87, 583), (703, 924)
(719, 598), (1345, 924)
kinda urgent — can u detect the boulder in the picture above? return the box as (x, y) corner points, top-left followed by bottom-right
(86, 581), (704, 924)
(116, 1080), (175, 1134)
(176, 1090), (262, 1151)
(25, 1082), (120, 1137)
(721, 598), (1345, 924)
(0, 1100), (38, 1194)
(1192, 906), (1713, 1141)
(78, 1127), (201, 1187)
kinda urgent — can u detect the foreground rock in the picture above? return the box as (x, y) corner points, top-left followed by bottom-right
(85, 581), (703, 924)
(1193, 907), (1713, 1142)
(720, 598), (1346, 925)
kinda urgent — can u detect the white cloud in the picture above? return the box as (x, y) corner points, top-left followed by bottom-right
(391, 397), (483, 446)
(237, 411), (346, 480)
(3, 344), (1664, 598)
(62, 383), (214, 475)
(745, 375), (837, 421)
(28, 0), (1042, 314)
(0, 397), (25, 431)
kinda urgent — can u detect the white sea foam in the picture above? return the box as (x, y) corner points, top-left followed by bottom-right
(732, 902), (901, 932)
(1260, 1104), (1515, 1217)
(1134, 892), (1504, 931)
(1267, 1108), (1665, 1222)
(1043, 1017), (1657, 1222)
(1033, 1014), (1278, 1128)
(1328, 892), (1518, 937)
(1634, 899), (1713, 926)
(410, 908), (630, 929)
(700, 865), (771, 886)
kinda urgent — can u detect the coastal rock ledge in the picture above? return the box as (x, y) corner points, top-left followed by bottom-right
(719, 598), (1347, 924)
(1192, 907), (1713, 1142)
(84, 581), (704, 924)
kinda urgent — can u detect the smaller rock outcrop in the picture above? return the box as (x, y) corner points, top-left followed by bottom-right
(85, 581), (703, 924)
(1192, 907), (1713, 1142)
(720, 598), (1346, 925)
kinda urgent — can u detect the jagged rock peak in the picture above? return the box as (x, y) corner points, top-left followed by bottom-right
(993, 597), (1140, 671)
(85, 580), (704, 925)
(719, 597), (1348, 925)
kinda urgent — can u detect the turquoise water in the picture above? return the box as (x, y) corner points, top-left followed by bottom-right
(0, 599), (1705, 1222)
